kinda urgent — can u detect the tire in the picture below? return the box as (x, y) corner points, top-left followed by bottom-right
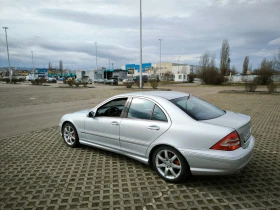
(152, 146), (190, 183)
(62, 123), (79, 147)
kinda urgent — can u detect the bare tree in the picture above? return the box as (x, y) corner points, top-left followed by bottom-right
(242, 56), (249, 75)
(198, 52), (225, 84)
(220, 39), (230, 76)
(199, 51), (216, 70)
(273, 48), (280, 71)
(254, 58), (274, 85)
(59, 60), (63, 75)
(163, 71), (174, 81)
(230, 65), (238, 75)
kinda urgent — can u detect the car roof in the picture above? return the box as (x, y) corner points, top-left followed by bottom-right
(117, 91), (189, 100)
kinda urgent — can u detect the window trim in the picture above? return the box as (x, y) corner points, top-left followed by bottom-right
(95, 97), (129, 118)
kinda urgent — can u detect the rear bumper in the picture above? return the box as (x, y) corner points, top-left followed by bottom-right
(180, 135), (255, 175)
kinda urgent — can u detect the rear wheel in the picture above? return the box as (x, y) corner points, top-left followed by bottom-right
(62, 123), (79, 147)
(152, 146), (189, 183)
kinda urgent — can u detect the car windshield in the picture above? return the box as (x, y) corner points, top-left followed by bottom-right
(170, 96), (225, 120)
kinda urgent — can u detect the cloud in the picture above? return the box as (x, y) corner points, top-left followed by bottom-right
(268, 38), (280, 45)
(1, 0), (279, 71)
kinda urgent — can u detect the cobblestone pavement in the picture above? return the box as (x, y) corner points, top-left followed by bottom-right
(1, 91), (280, 209)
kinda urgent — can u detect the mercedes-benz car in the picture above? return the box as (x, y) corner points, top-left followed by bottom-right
(59, 91), (254, 182)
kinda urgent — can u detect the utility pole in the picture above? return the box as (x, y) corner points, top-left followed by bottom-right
(2, 27), (12, 82)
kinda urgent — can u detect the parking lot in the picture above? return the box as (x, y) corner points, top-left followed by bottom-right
(0, 82), (279, 209)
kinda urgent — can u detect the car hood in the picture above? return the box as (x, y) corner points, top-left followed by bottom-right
(201, 111), (250, 130)
(72, 109), (91, 115)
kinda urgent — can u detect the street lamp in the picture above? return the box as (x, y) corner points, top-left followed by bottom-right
(159, 38), (162, 77)
(139, 0), (143, 88)
(2, 27), (12, 82)
(94, 42), (98, 82)
(95, 42), (98, 71)
(31, 51), (35, 75)
(108, 59), (110, 80)
(178, 56), (181, 73)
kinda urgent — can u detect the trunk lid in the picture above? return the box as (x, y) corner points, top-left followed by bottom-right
(202, 111), (252, 148)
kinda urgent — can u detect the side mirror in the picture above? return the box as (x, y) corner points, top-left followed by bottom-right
(87, 111), (95, 118)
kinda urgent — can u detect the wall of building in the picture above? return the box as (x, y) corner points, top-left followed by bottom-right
(175, 74), (188, 82)
(172, 65), (191, 75)
(155, 62), (173, 76)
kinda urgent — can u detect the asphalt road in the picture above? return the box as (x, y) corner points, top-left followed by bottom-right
(0, 82), (121, 138)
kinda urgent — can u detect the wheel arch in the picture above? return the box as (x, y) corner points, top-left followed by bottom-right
(148, 144), (191, 171)
(61, 121), (77, 136)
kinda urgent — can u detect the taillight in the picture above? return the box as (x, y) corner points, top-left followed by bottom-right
(211, 131), (240, 151)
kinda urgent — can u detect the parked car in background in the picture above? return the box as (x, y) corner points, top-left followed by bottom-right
(59, 91), (255, 183)
(149, 75), (160, 82)
(104, 78), (118, 85)
(123, 77), (134, 84)
(58, 77), (65, 81)
(25, 74), (38, 81)
(47, 77), (57, 83)
(95, 79), (104, 83)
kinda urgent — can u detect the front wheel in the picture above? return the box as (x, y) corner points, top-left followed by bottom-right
(152, 146), (190, 183)
(62, 123), (79, 147)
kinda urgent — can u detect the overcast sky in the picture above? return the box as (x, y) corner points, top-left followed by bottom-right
(0, 0), (279, 71)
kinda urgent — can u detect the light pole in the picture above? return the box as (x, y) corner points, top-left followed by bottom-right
(139, 0), (143, 88)
(95, 42), (98, 70)
(2, 27), (12, 82)
(95, 42), (98, 81)
(159, 38), (162, 77)
(178, 56), (181, 73)
(31, 51), (35, 75)
(108, 59), (110, 80)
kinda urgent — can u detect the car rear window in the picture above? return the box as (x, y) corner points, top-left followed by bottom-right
(170, 96), (225, 120)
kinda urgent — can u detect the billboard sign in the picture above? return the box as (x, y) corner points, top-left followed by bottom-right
(125, 63), (152, 73)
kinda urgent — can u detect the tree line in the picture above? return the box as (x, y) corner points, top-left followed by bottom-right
(198, 39), (280, 85)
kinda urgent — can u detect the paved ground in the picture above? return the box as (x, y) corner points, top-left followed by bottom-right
(0, 82), (279, 209)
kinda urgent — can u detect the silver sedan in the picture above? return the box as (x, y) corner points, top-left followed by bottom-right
(59, 91), (255, 183)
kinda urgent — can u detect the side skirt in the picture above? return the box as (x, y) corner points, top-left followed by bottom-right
(79, 139), (149, 165)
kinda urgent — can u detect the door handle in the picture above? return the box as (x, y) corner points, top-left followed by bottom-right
(148, 125), (160, 130)
(111, 121), (119, 126)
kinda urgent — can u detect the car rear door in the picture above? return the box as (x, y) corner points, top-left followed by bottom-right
(119, 97), (171, 157)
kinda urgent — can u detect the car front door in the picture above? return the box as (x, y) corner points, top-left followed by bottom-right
(84, 98), (128, 151)
(119, 97), (171, 157)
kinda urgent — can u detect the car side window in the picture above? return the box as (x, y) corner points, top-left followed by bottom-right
(127, 98), (167, 122)
(151, 105), (168, 122)
(96, 98), (127, 117)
